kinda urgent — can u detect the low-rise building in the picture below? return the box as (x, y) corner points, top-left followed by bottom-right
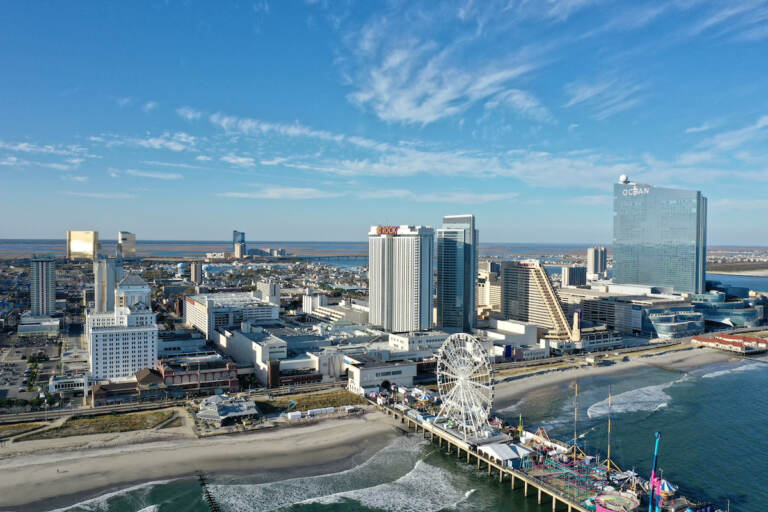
(345, 354), (418, 395)
(156, 354), (239, 395)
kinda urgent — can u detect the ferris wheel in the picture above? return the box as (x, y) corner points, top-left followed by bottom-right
(436, 333), (494, 440)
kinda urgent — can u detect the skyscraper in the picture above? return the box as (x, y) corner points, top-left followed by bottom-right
(30, 254), (56, 317)
(613, 176), (707, 294)
(436, 214), (477, 332)
(94, 257), (123, 313)
(118, 231), (136, 259)
(233, 230), (245, 252)
(66, 230), (99, 261)
(190, 262), (203, 285)
(586, 246), (607, 280)
(368, 225), (434, 333)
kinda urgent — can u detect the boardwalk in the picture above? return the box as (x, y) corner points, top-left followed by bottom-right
(372, 400), (589, 512)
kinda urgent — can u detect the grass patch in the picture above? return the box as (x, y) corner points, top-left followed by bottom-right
(0, 422), (48, 438)
(24, 410), (173, 440)
(254, 389), (367, 414)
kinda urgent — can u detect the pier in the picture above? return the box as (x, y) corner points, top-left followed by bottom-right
(371, 400), (589, 512)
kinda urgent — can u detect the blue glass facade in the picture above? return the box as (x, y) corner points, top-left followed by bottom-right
(613, 180), (707, 293)
(436, 215), (477, 331)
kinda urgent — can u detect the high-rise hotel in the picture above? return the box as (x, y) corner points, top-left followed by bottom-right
(368, 225), (434, 333)
(30, 254), (56, 317)
(613, 175), (707, 294)
(436, 214), (477, 332)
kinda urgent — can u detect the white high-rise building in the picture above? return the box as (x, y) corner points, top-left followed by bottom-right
(94, 258), (123, 313)
(87, 275), (157, 381)
(184, 292), (279, 340)
(302, 293), (328, 315)
(436, 214), (477, 332)
(587, 246), (608, 280)
(256, 281), (280, 306)
(118, 231), (136, 259)
(30, 255), (56, 317)
(368, 225), (434, 333)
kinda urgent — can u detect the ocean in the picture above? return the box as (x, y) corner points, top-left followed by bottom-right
(53, 356), (768, 512)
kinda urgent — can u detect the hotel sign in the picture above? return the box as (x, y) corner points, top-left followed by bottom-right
(622, 186), (650, 196)
(376, 226), (399, 235)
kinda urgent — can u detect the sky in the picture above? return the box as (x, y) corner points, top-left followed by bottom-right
(1, 1), (767, 244)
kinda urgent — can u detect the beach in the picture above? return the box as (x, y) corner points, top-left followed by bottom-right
(494, 345), (732, 407)
(0, 347), (739, 511)
(0, 411), (398, 511)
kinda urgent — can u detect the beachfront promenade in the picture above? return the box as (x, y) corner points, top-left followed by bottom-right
(369, 399), (589, 512)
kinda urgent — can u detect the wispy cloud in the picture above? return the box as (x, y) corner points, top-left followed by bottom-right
(563, 77), (647, 120)
(685, 121), (717, 133)
(62, 191), (135, 199)
(142, 101), (158, 113)
(220, 186), (341, 200)
(485, 89), (554, 123)
(221, 154), (256, 167)
(136, 132), (196, 152)
(61, 174), (89, 183)
(141, 160), (205, 169)
(124, 169), (183, 180)
(177, 106), (203, 120)
(0, 140), (89, 156)
(116, 97), (132, 107)
(196, 155), (212, 161)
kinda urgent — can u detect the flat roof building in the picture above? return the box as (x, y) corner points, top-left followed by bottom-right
(184, 291), (279, 340)
(437, 214), (478, 332)
(30, 254), (56, 317)
(118, 231), (136, 259)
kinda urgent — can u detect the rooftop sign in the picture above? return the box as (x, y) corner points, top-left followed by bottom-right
(376, 226), (399, 235)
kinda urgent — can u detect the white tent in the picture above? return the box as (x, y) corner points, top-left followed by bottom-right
(478, 443), (533, 463)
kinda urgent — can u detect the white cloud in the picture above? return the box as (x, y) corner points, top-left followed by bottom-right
(210, 112), (344, 143)
(685, 121), (716, 133)
(220, 186), (340, 200)
(0, 140), (89, 156)
(260, 157), (289, 166)
(485, 89), (554, 123)
(700, 115), (768, 152)
(0, 156), (28, 166)
(124, 169), (183, 180)
(116, 97), (132, 107)
(141, 160), (205, 169)
(61, 174), (89, 183)
(221, 154), (256, 167)
(108, 168), (120, 178)
(195, 155), (212, 161)
(142, 101), (158, 113)
(135, 132), (196, 152)
(177, 106), (203, 120)
(63, 191), (135, 199)
(563, 78), (647, 120)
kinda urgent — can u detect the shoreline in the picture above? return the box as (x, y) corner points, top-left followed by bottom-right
(0, 411), (398, 511)
(708, 269), (768, 277)
(493, 346), (734, 408)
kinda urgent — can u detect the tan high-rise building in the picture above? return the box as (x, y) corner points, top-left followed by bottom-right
(66, 231), (99, 261)
(500, 260), (571, 339)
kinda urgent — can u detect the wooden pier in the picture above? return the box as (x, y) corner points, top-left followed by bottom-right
(374, 402), (590, 512)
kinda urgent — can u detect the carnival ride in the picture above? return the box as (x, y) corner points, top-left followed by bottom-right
(436, 333), (494, 440)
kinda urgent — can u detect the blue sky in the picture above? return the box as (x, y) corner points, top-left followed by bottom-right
(1, 1), (767, 244)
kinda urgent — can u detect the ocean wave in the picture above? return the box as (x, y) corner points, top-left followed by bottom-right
(586, 375), (688, 419)
(701, 362), (764, 379)
(209, 435), (427, 511)
(46, 479), (175, 512)
(303, 459), (469, 512)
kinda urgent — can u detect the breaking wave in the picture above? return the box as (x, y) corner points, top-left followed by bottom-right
(586, 375), (689, 419)
(701, 362), (765, 379)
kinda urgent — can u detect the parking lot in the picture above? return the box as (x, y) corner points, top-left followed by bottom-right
(0, 340), (60, 402)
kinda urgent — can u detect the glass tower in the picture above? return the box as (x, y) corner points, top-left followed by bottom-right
(613, 177), (707, 294)
(437, 215), (478, 331)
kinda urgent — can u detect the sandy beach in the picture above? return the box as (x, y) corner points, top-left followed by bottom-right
(0, 410), (398, 511)
(494, 346), (732, 407)
(709, 269), (768, 277)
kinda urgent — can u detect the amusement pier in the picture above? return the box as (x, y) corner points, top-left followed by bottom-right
(366, 333), (720, 512)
